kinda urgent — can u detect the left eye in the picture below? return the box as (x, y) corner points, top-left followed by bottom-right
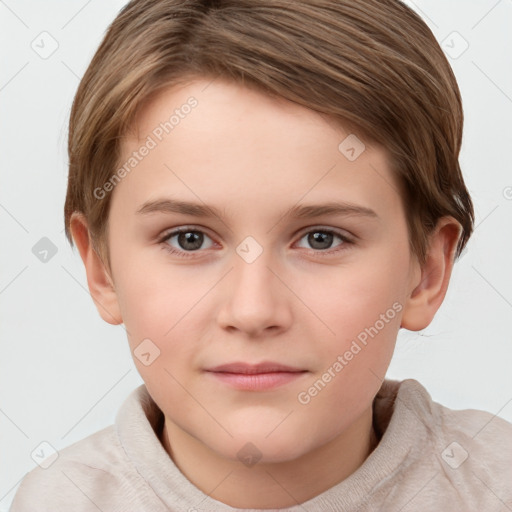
(296, 229), (350, 252)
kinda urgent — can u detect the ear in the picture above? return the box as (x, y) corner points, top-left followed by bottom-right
(401, 216), (462, 331)
(69, 213), (123, 325)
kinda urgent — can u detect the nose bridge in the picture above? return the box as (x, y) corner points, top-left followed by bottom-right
(217, 238), (291, 335)
(232, 238), (278, 303)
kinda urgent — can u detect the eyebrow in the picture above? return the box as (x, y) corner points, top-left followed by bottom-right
(136, 198), (379, 221)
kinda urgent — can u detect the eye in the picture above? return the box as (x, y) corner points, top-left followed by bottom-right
(159, 227), (215, 258)
(158, 226), (354, 259)
(295, 228), (353, 256)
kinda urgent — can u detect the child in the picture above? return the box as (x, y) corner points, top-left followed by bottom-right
(11, 0), (512, 510)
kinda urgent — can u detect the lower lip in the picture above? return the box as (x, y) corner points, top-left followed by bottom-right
(206, 371), (307, 391)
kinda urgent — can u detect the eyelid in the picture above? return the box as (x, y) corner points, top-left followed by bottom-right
(158, 225), (216, 242)
(294, 224), (355, 241)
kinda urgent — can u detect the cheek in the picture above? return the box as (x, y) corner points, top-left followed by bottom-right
(303, 252), (407, 337)
(113, 268), (227, 389)
(292, 246), (408, 394)
(294, 262), (403, 435)
(113, 244), (205, 332)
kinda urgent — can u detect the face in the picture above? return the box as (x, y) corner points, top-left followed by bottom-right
(106, 78), (419, 464)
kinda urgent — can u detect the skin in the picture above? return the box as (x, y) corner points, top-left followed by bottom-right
(71, 77), (461, 508)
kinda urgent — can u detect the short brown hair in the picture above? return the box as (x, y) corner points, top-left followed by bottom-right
(64, 0), (474, 272)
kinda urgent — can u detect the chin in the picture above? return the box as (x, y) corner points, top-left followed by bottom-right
(211, 426), (318, 466)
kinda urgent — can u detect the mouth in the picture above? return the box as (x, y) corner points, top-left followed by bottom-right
(204, 361), (309, 391)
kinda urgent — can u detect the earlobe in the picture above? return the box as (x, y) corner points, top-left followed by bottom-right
(69, 213), (123, 325)
(400, 217), (462, 331)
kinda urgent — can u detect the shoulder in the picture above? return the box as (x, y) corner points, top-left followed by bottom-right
(10, 426), (127, 511)
(10, 385), (167, 512)
(390, 378), (512, 456)
(434, 396), (512, 473)
(9, 422), (162, 512)
(398, 379), (512, 506)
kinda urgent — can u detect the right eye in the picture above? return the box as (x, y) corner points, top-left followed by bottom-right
(159, 227), (216, 258)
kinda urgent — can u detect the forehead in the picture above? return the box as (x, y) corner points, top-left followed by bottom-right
(130, 77), (345, 155)
(113, 78), (403, 223)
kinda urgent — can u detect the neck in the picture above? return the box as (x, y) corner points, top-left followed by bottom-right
(160, 406), (378, 509)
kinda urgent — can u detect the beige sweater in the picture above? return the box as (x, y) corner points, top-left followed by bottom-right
(10, 378), (512, 511)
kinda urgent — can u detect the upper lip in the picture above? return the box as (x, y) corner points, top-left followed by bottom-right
(205, 362), (306, 374)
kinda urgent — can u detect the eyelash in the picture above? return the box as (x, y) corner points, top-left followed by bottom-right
(157, 226), (355, 259)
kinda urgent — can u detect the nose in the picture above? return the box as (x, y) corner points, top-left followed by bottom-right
(216, 249), (293, 338)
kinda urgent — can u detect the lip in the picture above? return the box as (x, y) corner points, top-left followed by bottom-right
(207, 362), (305, 374)
(204, 361), (308, 391)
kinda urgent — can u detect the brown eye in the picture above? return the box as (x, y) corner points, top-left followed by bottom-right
(307, 231), (335, 250)
(295, 228), (353, 256)
(160, 228), (215, 258)
(174, 231), (204, 251)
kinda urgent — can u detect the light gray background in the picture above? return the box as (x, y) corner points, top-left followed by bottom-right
(1, 1), (511, 509)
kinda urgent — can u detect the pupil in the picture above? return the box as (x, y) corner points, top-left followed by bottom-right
(179, 231), (203, 250)
(309, 231), (332, 250)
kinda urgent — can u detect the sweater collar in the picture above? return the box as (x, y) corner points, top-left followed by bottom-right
(116, 378), (434, 511)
